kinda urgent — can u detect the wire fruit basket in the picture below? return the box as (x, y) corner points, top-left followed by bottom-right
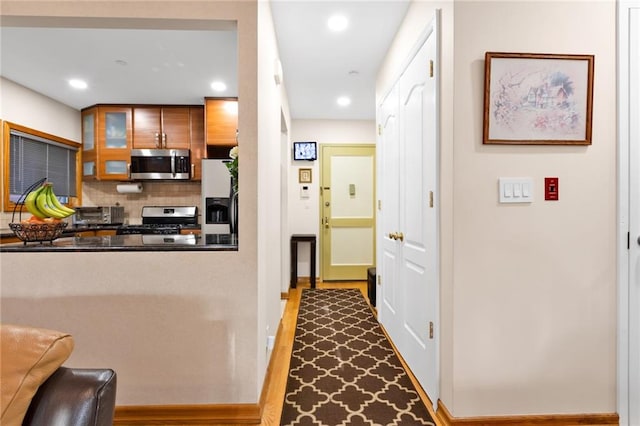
(9, 178), (69, 244)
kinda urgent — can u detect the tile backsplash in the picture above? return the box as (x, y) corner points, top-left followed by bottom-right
(1, 181), (202, 228)
(81, 181), (202, 224)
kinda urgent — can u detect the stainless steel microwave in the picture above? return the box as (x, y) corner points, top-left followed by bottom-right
(130, 149), (191, 180)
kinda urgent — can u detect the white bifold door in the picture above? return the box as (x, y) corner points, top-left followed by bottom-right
(377, 14), (440, 408)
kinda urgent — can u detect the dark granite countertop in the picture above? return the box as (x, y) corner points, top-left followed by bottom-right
(1, 223), (202, 238)
(0, 233), (237, 252)
(1, 224), (118, 239)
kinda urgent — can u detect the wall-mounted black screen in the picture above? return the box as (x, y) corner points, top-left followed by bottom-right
(293, 141), (317, 161)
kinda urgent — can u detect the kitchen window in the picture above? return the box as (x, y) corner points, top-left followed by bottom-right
(3, 121), (81, 211)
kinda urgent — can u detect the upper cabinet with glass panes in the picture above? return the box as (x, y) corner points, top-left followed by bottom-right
(81, 106), (132, 181)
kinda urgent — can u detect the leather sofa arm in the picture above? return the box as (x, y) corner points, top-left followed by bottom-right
(22, 367), (117, 426)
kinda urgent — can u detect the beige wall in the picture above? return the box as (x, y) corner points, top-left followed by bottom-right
(377, 0), (617, 418)
(1, 0), (262, 405)
(256, 0), (289, 388)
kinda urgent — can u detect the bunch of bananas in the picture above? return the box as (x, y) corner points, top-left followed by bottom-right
(24, 183), (75, 220)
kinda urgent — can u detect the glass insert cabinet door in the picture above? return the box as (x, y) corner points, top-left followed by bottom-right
(104, 112), (128, 148)
(83, 113), (95, 151)
(104, 160), (128, 175)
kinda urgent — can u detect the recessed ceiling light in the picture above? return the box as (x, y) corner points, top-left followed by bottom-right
(337, 96), (351, 107)
(114, 59), (128, 66)
(211, 81), (227, 92)
(328, 14), (348, 32)
(68, 79), (88, 90)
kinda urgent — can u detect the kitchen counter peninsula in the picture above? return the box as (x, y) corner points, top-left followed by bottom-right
(0, 233), (237, 252)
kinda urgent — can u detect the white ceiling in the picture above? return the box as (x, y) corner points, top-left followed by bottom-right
(271, 0), (410, 119)
(0, 1), (409, 120)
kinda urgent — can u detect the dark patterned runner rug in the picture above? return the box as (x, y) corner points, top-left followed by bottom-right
(280, 288), (436, 426)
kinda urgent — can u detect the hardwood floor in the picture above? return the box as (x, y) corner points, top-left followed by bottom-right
(258, 281), (439, 426)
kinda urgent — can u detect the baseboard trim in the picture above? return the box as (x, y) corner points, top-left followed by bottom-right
(436, 400), (619, 426)
(114, 403), (261, 425)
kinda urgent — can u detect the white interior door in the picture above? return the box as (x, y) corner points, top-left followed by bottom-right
(619, 4), (640, 425)
(398, 22), (439, 406)
(321, 145), (376, 281)
(377, 14), (440, 408)
(378, 83), (402, 345)
(628, 6), (640, 423)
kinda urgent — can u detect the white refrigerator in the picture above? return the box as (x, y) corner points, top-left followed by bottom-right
(201, 159), (233, 234)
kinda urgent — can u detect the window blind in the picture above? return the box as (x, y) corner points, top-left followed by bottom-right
(9, 130), (78, 202)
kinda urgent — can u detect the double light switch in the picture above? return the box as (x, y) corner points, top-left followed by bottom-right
(499, 177), (533, 203)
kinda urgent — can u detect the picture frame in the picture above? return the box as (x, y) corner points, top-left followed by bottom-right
(483, 52), (594, 145)
(299, 168), (312, 184)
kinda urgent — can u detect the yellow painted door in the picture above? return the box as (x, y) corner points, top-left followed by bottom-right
(320, 145), (376, 281)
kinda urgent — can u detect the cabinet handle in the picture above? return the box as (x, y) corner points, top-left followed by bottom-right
(162, 133), (167, 148)
(191, 163), (195, 177)
(155, 132), (160, 148)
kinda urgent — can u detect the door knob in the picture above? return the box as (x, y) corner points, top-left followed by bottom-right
(397, 232), (404, 241)
(388, 232), (397, 240)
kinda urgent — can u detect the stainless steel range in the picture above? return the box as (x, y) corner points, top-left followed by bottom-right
(116, 206), (198, 235)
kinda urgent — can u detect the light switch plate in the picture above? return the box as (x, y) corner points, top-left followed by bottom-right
(499, 178), (533, 203)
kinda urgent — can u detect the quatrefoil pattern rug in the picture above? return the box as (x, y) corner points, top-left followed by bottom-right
(280, 288), (436, 426)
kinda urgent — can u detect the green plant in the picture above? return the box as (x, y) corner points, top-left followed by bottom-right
(226, 146), (238, 193)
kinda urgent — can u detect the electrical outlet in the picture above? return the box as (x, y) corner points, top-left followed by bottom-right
(266, 335), (275, 352)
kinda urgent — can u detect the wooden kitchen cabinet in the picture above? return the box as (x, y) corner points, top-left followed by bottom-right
(81, 106), (132, 181)
(189, 106), (205, 180)
(205, 98), (238, 148)
(133, 106), (190, 149)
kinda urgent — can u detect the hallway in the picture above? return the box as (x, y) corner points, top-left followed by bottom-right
(259, 281), (439, 426)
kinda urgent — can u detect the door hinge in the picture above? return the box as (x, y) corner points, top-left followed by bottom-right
(429, 321), (434, 339)
(429, 191), (434, 208)
(429, 60), (434, 78)
(378, 124), (382, 135)
(378, 200), (382, 210)
(377, 275), (381, 286)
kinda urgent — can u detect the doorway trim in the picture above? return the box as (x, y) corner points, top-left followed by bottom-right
(618, 2), (639, 424)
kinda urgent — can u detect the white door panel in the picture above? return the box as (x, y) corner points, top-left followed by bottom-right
(398, 26), (437, 402)
(629, 7), (640, 423)
(379, 83), (402, 345)
(619, 5), (639, 424)
(377, 13), (440, 408)
(331, 228), (374, 264)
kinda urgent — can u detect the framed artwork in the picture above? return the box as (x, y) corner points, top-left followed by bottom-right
(483, 52), (594, 145)
(299, 168), (312, 183)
